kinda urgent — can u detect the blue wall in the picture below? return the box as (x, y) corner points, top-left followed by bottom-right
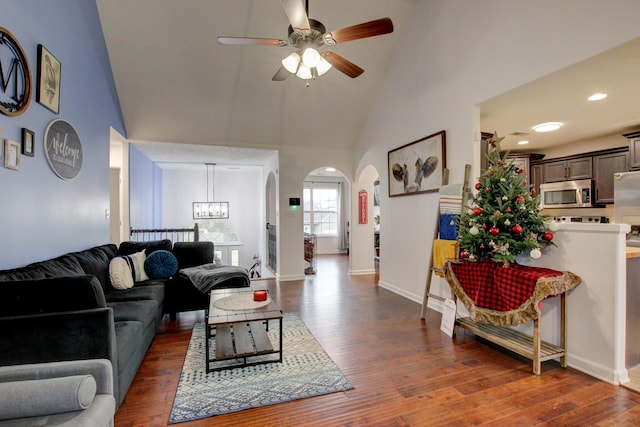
(129, 144), (162, 229)
(0, 0), (125, 269)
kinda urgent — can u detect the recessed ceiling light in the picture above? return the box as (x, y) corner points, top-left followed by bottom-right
(517, 140), (529, 145)
(324, 167), (336, 172)
(532, 122), (563, 133)
(587, 93), (607, 101)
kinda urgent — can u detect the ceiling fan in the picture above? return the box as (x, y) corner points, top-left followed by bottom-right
(217, 0), (394, 81)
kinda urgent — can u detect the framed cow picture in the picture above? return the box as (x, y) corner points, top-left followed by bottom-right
(388, 130), (446, 197)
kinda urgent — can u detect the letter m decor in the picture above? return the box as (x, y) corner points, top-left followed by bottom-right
(0, 27), (32, 116)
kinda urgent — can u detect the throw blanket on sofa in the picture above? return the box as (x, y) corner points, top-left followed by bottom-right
(444, 260), (582, 326)
(179, 263), (250, 294)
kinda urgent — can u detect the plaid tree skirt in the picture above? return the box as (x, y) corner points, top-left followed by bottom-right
(444, 260), (582, 326)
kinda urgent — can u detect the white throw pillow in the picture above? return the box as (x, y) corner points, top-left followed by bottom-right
(130, 250), (149, 282)
(109, 250), (148, 290)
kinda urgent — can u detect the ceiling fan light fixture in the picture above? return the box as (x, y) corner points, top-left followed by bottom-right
(302, 47), (321, 68)
(316, 58), (332, 76)
(296, 64), (313, 79)
(282, 52), (301, 73)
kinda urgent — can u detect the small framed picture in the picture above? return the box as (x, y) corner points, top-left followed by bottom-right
(4, 139), (20, 170)
(36, 44), (61, 114)
(22, 128), (35, 157)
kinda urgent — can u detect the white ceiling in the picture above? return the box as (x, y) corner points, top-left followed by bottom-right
(96, 0), (415, 166)
(96, 1), (640, 166)
(480, 37), (640, 152)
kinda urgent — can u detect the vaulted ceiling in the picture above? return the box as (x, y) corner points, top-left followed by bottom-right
(97, 1), (639, 165)
(96, 0), (416, 155)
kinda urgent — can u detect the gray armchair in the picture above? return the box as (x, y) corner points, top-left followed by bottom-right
(0, 359), (115, 426)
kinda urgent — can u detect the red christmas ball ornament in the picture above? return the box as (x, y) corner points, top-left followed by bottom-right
(460, 250), (469, 259)
(481, 224), (487, 229)
(489, 226), (500, 236)
(480, 244), (485, 249)
(485, 188), (490, 193)
(475, 182), (481, 190)
(523, 180), (528, 185)
(518, 168), (525, 175)
(516, 195), (525, 203)
(543, 232), (553, 241)
(506, 207), (512, 213)
(512, 224), (523, 234)
(473, 207), (483, 215)
(531, 188), (537, 195)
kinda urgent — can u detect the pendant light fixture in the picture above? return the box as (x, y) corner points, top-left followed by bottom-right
(192, 163), (229, 219)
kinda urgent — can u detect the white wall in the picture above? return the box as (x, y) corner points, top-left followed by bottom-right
(276, 145), (354, 281)
(354, 0), (640, 304)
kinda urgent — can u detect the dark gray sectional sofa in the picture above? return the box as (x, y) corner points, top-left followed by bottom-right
(0, 239), (248, 407)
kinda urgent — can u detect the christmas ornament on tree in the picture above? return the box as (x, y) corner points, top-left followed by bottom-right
(457, 132), (557, 265)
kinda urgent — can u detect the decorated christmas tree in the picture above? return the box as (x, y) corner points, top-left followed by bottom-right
(457, 133), (558, 265)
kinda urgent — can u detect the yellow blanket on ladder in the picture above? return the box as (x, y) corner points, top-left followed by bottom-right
(432, 239), (458, 277)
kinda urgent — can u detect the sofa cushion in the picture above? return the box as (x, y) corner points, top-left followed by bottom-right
(104, 282), (165, 303)
(144, 250), (178, 279)
(108, 300), (159, 330)
(0, 375), (97, 420)
(112, 321), (143, 376)
(0, 276), (107, 316)
(71, 244), (118, 290)
(0, 267), (46, 282)
(27, 254), (85, 278)
(119, 239), (172, 256)
(173, 241), (214, 268)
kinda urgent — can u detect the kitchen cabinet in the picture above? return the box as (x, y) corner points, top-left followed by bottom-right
(530, 164), (543, 195)
(542, 157), (592, 182)
(623, 130), (640, 170)
(594, 150), (629, 204)
(509, 153), (544, 192)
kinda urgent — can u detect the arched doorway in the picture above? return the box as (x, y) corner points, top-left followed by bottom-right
(303, 167), (351, 275)
(348, 165), (379, 276)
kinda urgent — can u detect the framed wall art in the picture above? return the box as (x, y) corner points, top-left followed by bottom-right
(36, 44), (61, 114)
(4, 139), (20, 170)
(21, 128), (34, 157)
(387, 130), (446, 197)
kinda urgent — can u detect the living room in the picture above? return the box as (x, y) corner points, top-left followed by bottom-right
(2, 0), (640, 425)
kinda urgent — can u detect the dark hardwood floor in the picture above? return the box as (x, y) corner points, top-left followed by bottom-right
(115, 254), (640, 426)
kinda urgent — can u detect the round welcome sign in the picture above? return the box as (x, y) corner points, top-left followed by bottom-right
(44, 119), (83, 180)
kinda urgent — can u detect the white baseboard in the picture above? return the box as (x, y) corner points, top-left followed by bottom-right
(567, 353), (627, 385)
(316, 249), (348, 255)
(349, 268), (376, 275)
(377, 280), (422, 304)
(276, 273), (306, 282)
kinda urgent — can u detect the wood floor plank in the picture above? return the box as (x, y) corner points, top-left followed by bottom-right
(114, 254), (640, 426)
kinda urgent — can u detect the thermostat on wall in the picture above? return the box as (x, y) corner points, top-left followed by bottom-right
(289, 197), (301, 206)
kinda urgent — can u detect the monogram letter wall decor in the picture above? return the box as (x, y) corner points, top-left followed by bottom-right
(0, 27), (32, 116)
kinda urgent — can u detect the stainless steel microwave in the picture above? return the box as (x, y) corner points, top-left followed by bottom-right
(539, 179), (593, 208)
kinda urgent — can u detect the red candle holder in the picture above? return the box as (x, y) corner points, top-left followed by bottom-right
(253, 290), (268, 302)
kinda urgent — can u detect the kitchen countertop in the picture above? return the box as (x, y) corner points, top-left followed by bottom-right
(627, 247), (640, 259)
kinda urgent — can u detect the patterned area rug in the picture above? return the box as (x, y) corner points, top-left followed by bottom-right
(168, 313), (353, 424)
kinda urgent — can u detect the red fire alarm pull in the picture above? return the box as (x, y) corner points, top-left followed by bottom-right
(358, 190), (368, 224)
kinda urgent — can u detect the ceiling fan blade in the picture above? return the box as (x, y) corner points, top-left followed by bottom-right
(272, 65), (290, 81)
(280, 0), (310, 32)
(324, 18), (394, 45)
(322, 52), (364, 78)
(217, 37), (287, 47)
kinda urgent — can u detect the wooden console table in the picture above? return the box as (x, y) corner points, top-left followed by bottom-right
(454, 292), (566, 375)
(442, 260), (581, 375)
